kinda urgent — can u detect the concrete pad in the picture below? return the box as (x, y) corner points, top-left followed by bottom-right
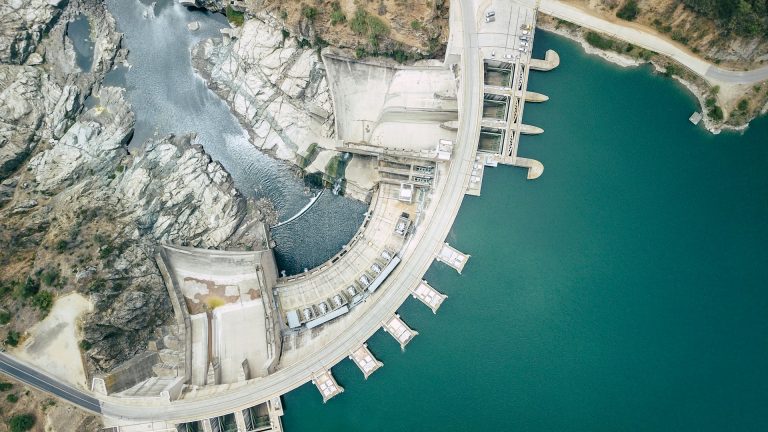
(349, 344), (383, 379)
(311, 369), (343, 403)
(383, 314), (418, 351)
(212, 301), (269, 383)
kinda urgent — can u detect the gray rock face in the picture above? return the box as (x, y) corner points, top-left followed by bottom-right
(193, 16), (336, 164)
(114, 134), (246, 246)
(28, 86), (134, 192)
(0, 0), (63, 64)
(0, 0), (122, 181)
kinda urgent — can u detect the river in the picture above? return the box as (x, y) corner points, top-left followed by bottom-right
(280, 29), (768, 431)
(103, 0), (367, 275)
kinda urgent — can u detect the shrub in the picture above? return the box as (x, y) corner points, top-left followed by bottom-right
(411, 20), (421, 30)
(709, 105), (724, 121)
(302, 5), (318, 21)
(20, 277), (39, 298)
(32, 291), (54, 314)
(705, 97), (717, 107)
(585, 32), (614, 50)
(737, 99), (749, 111)
(5, 331), (20, 347)
(330, 2), (346, 25)
(54, 239), (69, 253)
(7, 413), (35, 432)
(664, 64), (678, 77)
(616, 0), (639, 20)
(79, 340), (92, 351)
(6, 393), (18, 403)
(0, 310), (10, 325)
(0, 382), (13, 391)
(225, 6), (245, 27)
(98, 245), (114, 259)
(40, 268), (59, 286)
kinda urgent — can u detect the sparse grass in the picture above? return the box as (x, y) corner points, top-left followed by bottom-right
(225, 6), (245, 27)
(330, 2), (346, 25)
(301, 5), (318, 21)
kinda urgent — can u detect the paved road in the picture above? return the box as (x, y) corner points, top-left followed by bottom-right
(0, 353), (102, 414)
(0, 0), (484, 424)
(539, 0), (768, 85)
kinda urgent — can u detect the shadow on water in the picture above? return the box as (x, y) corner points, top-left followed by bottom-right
(67, 14), (94, 72)
(104, 0), (366, 273)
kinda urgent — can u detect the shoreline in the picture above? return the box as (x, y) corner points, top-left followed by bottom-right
(536, 15), (762, 135)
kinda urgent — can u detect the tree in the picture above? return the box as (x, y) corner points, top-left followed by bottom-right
(7, 413), (35, 432)
(5, 330), (20, 347)
(32, 291), (54, 314)
(616, 0), (640, 20)
(0, 309), (11, 325)
(730, 0), (765, 36)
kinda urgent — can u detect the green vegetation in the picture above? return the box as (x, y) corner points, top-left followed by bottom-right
(616, 0), (639, 21)
(705, 96), (717, 107)
(225, 6), (245, 27)
(411, 19), (422, 30)
(330, 2), (346, 25)
(682, 0), (767, 37)
(0, 382), (13, 391)
(7, 414), (35, 432)
(349, 8), (389, 48)
(6, 393), (18, 403)
(0, 310), (11, 325)
(5, 330), (20, 347)
(19, 277), (39, 299)
(709, 105), (724, 121)
(302, 5), (318, 21)
(281, 28), (290, 41)
(738, 99), (749, 111)
(664, 63), (679, 77)
(79, 340), (92, 351)
(40, 268), (59, 287)
(585, 31), (614, 50)
(32, 291), (54, 314)
(54, 239), (69, 253)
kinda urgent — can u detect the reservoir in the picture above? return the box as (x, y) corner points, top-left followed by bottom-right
(104, 0), (366, 275)
(281, 30), (768, 431)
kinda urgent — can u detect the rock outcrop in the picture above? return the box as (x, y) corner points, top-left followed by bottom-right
(0, 0), (122, 181)
(0, 0), (65, 65)
(115, 134), (246, 247)
(193, 16), (336, 172)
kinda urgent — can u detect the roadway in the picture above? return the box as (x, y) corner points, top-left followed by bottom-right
(539, 0), (768, 85)
(0, 353), (102, 414)
(1, 0), (484, 423)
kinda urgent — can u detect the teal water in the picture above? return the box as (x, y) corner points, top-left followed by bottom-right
(280, 30), (768, 431)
